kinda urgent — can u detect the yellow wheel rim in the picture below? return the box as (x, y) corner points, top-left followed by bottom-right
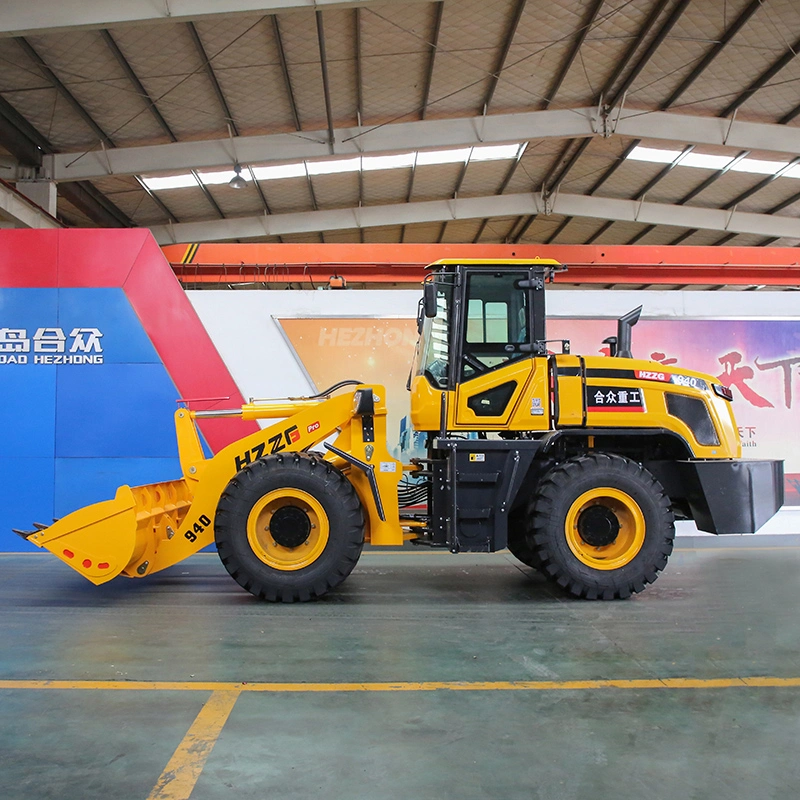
(246, 489), (329, 571)
(564, 488), (645, 570)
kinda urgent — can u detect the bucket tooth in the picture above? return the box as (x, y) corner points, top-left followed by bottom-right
(15, 521), (59, 540)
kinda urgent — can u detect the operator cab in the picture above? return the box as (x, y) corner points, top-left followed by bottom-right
(412, 259), (562, 393)
(409, 259), (564, 433)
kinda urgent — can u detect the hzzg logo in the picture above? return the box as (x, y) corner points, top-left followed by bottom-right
(0, 327), (104, 365)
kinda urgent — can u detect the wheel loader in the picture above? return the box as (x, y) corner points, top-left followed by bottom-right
(17, 259), (784, 601)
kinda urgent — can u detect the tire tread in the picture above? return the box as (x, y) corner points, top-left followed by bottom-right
(215, 453), (364, 602)
(526, 453), (674, 600)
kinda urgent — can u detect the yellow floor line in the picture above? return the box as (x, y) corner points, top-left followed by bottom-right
(2, 677), (800, 692)
(146, 689), (240, 800)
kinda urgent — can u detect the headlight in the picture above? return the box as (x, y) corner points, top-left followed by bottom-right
(666, 392), (720, 446)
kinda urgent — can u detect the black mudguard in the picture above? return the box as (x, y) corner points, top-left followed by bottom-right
(676, 459), (784, 534)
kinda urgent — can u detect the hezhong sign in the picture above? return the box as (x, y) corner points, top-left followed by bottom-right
(0, 327), (104, 364)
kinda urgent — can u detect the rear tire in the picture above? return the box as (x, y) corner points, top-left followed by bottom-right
(527, 453), (674, 599)
(215, 453), (364, 602)
(507, 509), (542, 569)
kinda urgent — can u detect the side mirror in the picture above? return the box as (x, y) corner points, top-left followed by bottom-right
(423, 282), (437, 318)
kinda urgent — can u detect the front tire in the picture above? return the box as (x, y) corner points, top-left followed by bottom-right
(215, 453), (364, 602)
(527, 453), (674, 599)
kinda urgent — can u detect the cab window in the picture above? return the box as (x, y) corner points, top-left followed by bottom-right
(417, 281), (453, 389)
(462, 272), (529, 381)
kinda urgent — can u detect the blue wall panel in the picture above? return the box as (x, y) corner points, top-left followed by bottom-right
(57, 288), (161, 364)
(54, 457), (182, 518)
(0, 458), (55, 536)
(0, 287), (58, 326)
(0, 363), (56, 458)
(55, 363), (182, 458)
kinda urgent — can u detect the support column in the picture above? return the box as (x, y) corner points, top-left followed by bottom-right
(0, 180), (61, 228)
(15, 179), (57, 217)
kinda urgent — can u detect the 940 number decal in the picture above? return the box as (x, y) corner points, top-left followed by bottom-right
(184, 514), (211, 543)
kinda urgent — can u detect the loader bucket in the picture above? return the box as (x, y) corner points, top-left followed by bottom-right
(23, 479), (194, 585)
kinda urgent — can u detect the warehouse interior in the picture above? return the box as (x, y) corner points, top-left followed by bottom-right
(2, 0), (800, 253)
(2, 1), (800, 798)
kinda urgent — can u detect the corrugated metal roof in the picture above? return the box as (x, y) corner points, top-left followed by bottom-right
(0, 0), (798, 251)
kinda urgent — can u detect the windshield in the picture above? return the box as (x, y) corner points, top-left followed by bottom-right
(413, 278), (453, 389)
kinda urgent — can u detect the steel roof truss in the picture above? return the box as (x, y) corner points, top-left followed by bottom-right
(186, 21), (239, 136)
(134, 175), (178, 224)
(355, 8), (364, 125)
(101, 29), (177, 143)
(547, 138), (641, 244)
(148, 190), (800, 244)
(421, 1), (444, 120)
(0, 0), (407, 35)
(542, 0), (603, 110)
(15, 36), (114, 147)
(482, 0), (526, 115)
(546, 0), (685, 201)
(585, 219), (614, 245)
(6, 41), (133, 227)
(271, 15), (301, 132)
(661, 0), (762, 110)
(45, 108), (800, 182)
(606, 0), (691, 111)
(191, 169), (224, 218)
(315, 11), (335, 153)
(472, 218), (488, 243)
(719, 33), (800, 119)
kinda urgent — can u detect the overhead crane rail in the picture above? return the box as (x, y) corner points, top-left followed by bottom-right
(162, 243), (800, 289)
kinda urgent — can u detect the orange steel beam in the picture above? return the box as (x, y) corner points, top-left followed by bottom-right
(161, 243), (800, 286)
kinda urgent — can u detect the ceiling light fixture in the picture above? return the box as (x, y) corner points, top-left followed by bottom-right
(229, 163), (247, 190)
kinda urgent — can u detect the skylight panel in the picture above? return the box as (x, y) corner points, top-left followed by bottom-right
(416, 147), (472, 166)
(197, 169), (238, 185)
(141, 174), (198, 190)
(307, 158), (361, 176)
(361, 153), (416, 171)
(625, 146), (800, 181)
(251, 163), (307, 180)
(729, 158), (785, 176)
(141, 142), (523, 190)
(627, 145), (682, 164)
(680, 153), (734, 170)
(470, 144), (520, 161)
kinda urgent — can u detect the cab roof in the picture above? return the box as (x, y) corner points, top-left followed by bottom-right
(428, 258), (562, 269)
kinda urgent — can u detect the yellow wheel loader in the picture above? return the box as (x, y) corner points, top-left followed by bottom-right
(17, 259), (784, 601)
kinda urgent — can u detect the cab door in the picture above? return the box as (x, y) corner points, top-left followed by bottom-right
(453, 270), (544, 430)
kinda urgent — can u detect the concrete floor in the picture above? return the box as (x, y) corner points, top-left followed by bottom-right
(2, 545), (800, 800)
